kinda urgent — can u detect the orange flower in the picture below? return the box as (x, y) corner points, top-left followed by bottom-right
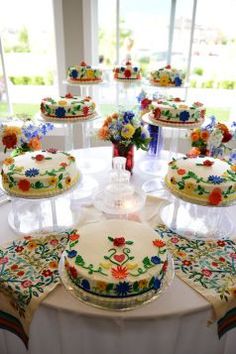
(96, 281), (107, 291)
(28, 137), (42, 150)
(200, 130), (210, 141)
(111, 265), (128, 279)
(98, 126), (109, 140)
(27, 241), (37, 250)
(69, 233), (80, 241)
(153, 239), (166, 248)
(177, 168), (186, 175)
(112, 112), (119, 119)
(208, 188), (222, 206)
(187, 147), (201, 158)
(231, 165), (236, 172)
(65, 176), (71, 185)
(49, 261), (58, 269)
(190, 130), (200, 142)
(3, 157), (14, 165)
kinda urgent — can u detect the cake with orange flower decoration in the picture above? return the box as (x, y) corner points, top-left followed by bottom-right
(165, 156), (236, 206)
(1, 150), (80, 198)
(149, 65), (184, 87)
(40, 94), (96, 121)
(149, 98), (205, 127)
(63, 220), (170, 309)
(67, 61), (102, 84)
(113, 61), (141, 81)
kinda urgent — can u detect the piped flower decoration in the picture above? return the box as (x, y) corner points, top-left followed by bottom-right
(108, 236), (133, 247)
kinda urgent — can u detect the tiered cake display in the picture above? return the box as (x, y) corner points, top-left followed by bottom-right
(113, 61), (141, 81)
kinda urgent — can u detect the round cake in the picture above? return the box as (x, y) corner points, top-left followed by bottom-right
(67, 61), (102, 84)
(1, 149), (80, 198)
(40, 94), (96, 121)
(63, 220), (170, 309)
(165, 156), (236, 206)
(113, 61), (141, 81)
(149, 98), (205, 127)
(149, 64), (184, 87)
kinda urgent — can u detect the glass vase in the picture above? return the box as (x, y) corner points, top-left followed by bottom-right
(112, 143), (134, 173)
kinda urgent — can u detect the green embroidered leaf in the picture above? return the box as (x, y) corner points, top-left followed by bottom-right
(108, 236), (114, 242)
(58, 183), (63, 189)
(106, 283), (113, 292)
(143, 256), (152, 267)
(58, 174), (63, 181)
(133, 281), (139, 291)
(35, 181), (44, 189)
(69, 240), (78, 248)
(75, 255), (85, 265)
(126, 241), (133, 245)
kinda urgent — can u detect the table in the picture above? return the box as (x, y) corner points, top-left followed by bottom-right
(0, 147), (235, 354)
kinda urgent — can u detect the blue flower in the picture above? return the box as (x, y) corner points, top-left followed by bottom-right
(153, 277), (161, 290)
(179, 111), (190, 122)
(55, 107), (66, 118)
(174, 76), (182, 87)
(123, 111), (135, 121)
(81, 279), (90, 290)
(133, 67), (138, 72)
(115, 281), (132, 296)
(229, 151), (236, 162)
(120, 67), (125, 72)
(66, 250), (77, 258)
(136, 89), (147, 103)
(151, 256), (161, 264)
(208, 175), (225, 184)
(25, 168), (39, 177)
(71, 69), (78, 79)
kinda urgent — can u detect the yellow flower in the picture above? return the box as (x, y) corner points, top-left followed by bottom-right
(2, 174), (8, 183)
(138, 279), (148, 289)
(100, 261), (111, 269)
(179, 105), (188, 109)
(58, 100), (67, 106)
(65, 176), (71, 185)
(185, 182), (195, 192)
(177, 251), (186, 258)
(49, 176), (57, 185)
(231, 165), (236, 172)
(121, 124), (135, 139)
(160, 75), (170, 86)
(49, 261), (58, 269)
(96, 281), (107, 291)
(126, 262), (138, 270)
(86, 69), (95, 79)
(3, 157), (14, 165)
(3, 126), (21, 136)
(68, 156), (75, 162)
(14, 166), (24, 173)
(27, 241), (37, 250)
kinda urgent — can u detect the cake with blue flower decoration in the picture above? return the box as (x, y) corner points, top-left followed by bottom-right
(166, 156), (236, 206)
(40, 93), (96, 121)
(149, 98), (205, 128)
(149, 65), (184, 87)
(1, 150), (80, 197)
(63, 220), (170, 309)
(113, 61), (141, 81)
(67, 61), (102, 84)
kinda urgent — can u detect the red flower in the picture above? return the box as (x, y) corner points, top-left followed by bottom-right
(42, 269), (53, 277)
(219, 257), (226, 262)
(80, 61), (87, 66)
(113, 237), (126, 247)
(162, 260), (168, 272)
(83, 106), (89, 116)
(35, 154), (45, 161)
(177, 168), (186, 175)
(165, 64), (171, 69)
(15, 246), (24, 253)
(212, 262), (218, 267)
(40, 102), (45, 113)
(21, 280), (32, 288)
(46, 148), (58, 154)
(203, 160), (214, 167)
(124, 69), (131, 78)
(153, 239), (166, 248)
(182, 260), (192, 266)
(0, 257), (8, 265)
(153, 107), (161, 119)
(50, 239), (59, 246)
(18, 179), (31, 192)
(230, 252), (236, 259)
(24, 236), (32, 240)
(171, 237), (179, 244)
(69, 266), (78, 279)
(217, 240), (226, 247)
(69, 233), (80, 241)
(200, 109), (206, 118)
(11, 264), (19, 271)
(222, 131), (232, 143)
(65, 93), (74, 98)
(174, 97), (181, 102)
(194, 102), (203, 107)
(208, 188), (222, 206)
(111, 265), (128, 279)
(17, 271), (25, 276)
(202, 269), (212, 277)
(60, 162), (68, 168)
(2, 133), (17, 149)
(141, 98), (152, 110)
(115, 68), (120, 73)
(126, 61), (131, 66)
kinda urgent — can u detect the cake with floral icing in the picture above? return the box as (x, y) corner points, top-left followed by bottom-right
(113, 61), (141, 81)
(149, 65), (184, 87)
(67, 61), (102, 84)
(1, 149), (80, 198)
(165, 156), (236, 206)
(63, 220), (169, 309)
(149, 98), (205, 127)
(40, 94), (96, 121)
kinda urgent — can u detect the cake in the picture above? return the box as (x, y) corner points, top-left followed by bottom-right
(1, 149), (80, 198)
(40, 94), (96, 121)
(63, 220), (169, 309)
(149, 98), (205, 127)
(149, 65), (184, 87)
(165, 156), (236, 206)
(113, 61), (141, 81)
(67, 61), (102, 84)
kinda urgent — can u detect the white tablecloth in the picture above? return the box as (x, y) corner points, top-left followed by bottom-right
(0, 147), (235, 354)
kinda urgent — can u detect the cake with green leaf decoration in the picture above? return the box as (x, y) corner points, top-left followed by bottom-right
(165, 156), (236, 206)
(149, 64), (184, 87)
(63, 220), (169, 309)
(40, 93), (96, 121)
(1, 149), (80, 198)
(67, 61), (103, 84)
(113, 61), (141, 81)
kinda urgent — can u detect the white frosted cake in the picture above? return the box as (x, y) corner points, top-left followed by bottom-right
(113, 61), (141, 81)
(166, 156), (236, 206)
(1, 150), (80, 198)
(149, 65), (184, 87)
(63, 220), (169, 309)
(40, 94), (96, 121)
(67, 61), (102, 84)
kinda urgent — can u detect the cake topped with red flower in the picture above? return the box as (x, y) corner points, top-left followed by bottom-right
(113, 61), (141, 81)
(63, 219), (169, 309)
(1, 150), (80, 198)
(165, 156), (236, 206)
(67, 61), (103, 84)
(40, 94), (96, 122)
(149, 64), (184, 87)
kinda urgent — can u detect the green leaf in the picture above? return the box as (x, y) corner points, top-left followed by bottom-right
(59, 173), (63, 180)
(108, 236), (114, 242)
(58, 183), (63, 189)
(106, 283), (113, 292)
(75, 255), (84, 265)
(126, 240), (133, 245)
(143, 256), (151, 267)
(133, 281), (139, 291)
(35, 181), (44, 189)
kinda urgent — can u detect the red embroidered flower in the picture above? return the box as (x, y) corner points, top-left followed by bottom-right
(46, 148), (58, 154)
(42, 269), (53, 277)
(202, 269), (212, 277)
(230, 252), (236, 259)
(153, 107), (161, 119)
(212, 262), (218, 267)
(219, 257), (226, 262)
(0, 257), (8, 265)
(17, 271), (25, 277)
(83, 106), (89, 116)
(203, 160), (214, 167)
(40, 102), (46, 113)
(115, 68), (120, 73)
(162, 260), (168, 272)
(177, 168), (186, 175)
(153, 239), (166, 248)
(21, 280), (32, 288)
(113, 237), (126, 247)
(165, 64), (171, 69)
(35, 154), (45, 161)
(11, 264), (19, 271)
(69, 266), (78, 279)
(141, 98), (152, 110)
(208, 188), (222, 206)
(194, 102), (203, 107)
(171, 237), (179, 244)
(2, 133), (17, 149)
(222, 131), (232, 143)
(18, 179), (31, 192)
(69, 233), (80, 241)
(24, 236), (32, 240)
(50, 239), (59, 246)
(111, 265), (128, 279)
(124, 69), (131, 78)
(15, 245), (24, 253)
(200, 109), (206, 118)
(217, 240), (226, 247)
(65, 93), (74, 99)
(84, 96), (92, 101)
(60, 162), (68, 168)
(126, 61), (131, 66)
(80, 61), (87, 66)
(182, 260), (192, 266)
(174, 97), (181, 102)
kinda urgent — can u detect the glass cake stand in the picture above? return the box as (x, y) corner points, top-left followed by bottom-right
(114, 79), (143, 107)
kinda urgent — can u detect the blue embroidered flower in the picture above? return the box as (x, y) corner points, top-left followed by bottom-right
(153, 277), (161, 290)
(133, 67), (138, 72)
(55, 107), (66, 118)
(174, 76), (182, 87)
(81, 279), (90, 290)
(120, 67), (125, 72)
(71, 69), (78, 79)
(208, 175), (224, 184)
(151, 256), (161, 264)
(179, 111), (190, 122)
(25, 168), (39, 177)
(115, 281), (132, 296)
(66, 250), (77, 258)
(136, 89), (147, 103)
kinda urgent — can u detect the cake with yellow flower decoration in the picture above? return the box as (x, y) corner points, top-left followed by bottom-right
(40, 94), (96, 121)
(149, 65), (184, 87)
(1, 149), (80, 198)
(67, 61), (103, 84)
(113, 61), (141, 81)
(149, 98), (205, 127)
(165, 156), (236, 206)
(63, 219), (170, 309)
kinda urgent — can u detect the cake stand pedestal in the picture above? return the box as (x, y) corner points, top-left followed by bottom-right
(114, 79), (143, 108)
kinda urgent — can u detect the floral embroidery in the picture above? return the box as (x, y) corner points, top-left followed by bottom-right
(111, 265), (128, 279)
(208, 187), (223, 205)
(113, 237), (126, 247)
